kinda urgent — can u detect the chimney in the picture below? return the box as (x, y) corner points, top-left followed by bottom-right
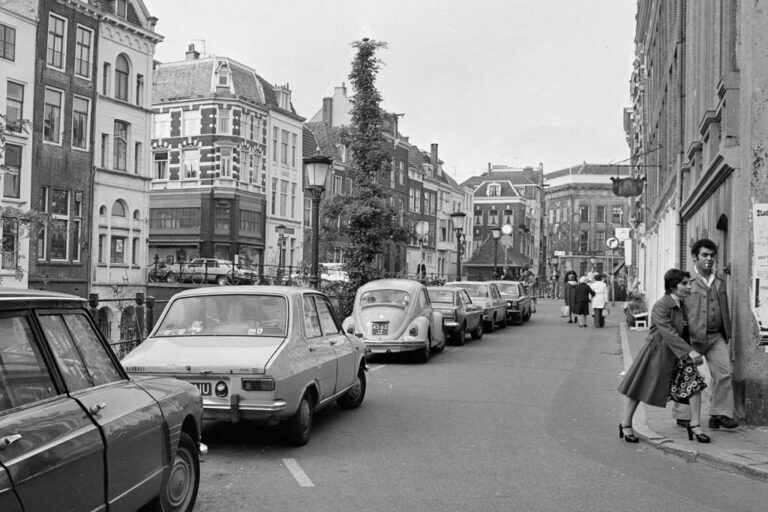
(185, 44), (200, 61)
(523, 166), (533, 180)
(431, 144), (440, 176)
(322, 97), (333, 126)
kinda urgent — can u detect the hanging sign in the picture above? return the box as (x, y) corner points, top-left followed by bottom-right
(611, 176), (646, 197)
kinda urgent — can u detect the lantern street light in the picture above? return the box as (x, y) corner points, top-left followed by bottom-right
(491, 228), (501, 277)
(303, 152), (332, 289)
(449, 210), (466, 281)
(276, 224), (287, 284)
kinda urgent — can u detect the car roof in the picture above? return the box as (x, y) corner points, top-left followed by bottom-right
(167, 285), (318, 299)
(444, 281), (495, 286)
(358, 279), (424, 292)
(0, 288), (85, 303)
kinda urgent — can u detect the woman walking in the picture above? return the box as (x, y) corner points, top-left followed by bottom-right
(564, 273), (578, 323)
(573, 276), (595, 327)
(617, 269), (709, 443)
(589, 274), (608, 327)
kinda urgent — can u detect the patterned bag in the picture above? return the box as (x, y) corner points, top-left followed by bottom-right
(669, 354), (707, 404)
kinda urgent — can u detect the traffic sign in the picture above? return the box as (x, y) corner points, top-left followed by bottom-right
(501, 235), (514, 247)
(606, 237), (620, 249)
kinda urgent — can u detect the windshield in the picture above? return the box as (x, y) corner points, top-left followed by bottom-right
(448, 284), (488, 298)
(155, 294), (287, 336)
(360, 289), (411, 308)
(495, 283), (521, 297)
(427, 289), (455, 304)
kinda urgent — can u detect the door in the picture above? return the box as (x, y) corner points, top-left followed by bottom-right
(314, 296), (357, 392)
(302, 295), (338, 400)
(0, 312), (106, 512)
(38, 311), (166, 512)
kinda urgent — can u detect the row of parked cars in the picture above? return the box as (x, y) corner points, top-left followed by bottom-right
(0, 277), (532, 511)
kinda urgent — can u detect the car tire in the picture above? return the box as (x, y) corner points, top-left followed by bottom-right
(415, 333), (431, 363)
(338, 366), (366, 409)
(143, 431), (199, 512)
(191, 273), (205, 285)
(285, 392), (313, 446)
(498, 313), (507, 329)
(165, 271), (177, 284)
(216, 275), (231, 286)
(453, 323), (466, 346)
(471, 322), (483, 340)
(484, 316), (495, 334)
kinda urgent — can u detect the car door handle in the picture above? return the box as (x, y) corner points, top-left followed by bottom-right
(0, 434), (21, 449)
(90, 402), (107, 415)
(329, 339), (337, 346)
(308, 344), (319, 352)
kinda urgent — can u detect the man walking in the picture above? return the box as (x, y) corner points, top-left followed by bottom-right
(673, 238), (738, 429)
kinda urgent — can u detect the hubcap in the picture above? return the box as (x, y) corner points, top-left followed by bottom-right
(166, 451), (192, 507)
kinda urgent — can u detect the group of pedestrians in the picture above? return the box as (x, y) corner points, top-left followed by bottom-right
(562, 270), (608, 327)
(617, 238), (738, 445)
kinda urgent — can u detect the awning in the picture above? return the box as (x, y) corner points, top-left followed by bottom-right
(149, 240), (202, 247)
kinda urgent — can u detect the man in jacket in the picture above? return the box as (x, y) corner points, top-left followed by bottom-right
(673, 238), (738, 429)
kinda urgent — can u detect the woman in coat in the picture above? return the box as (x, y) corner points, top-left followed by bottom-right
(564, 273), (578, 323)
(573, 276), (595, 327)
(589, 274), (608, 327)
(617, 268), (709, 444)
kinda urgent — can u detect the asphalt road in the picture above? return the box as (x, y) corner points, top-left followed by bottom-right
(194, 299), (765, 511)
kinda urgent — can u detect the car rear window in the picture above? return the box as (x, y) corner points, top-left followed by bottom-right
(427, 289), (454, 303)
(155, 294), (288, 336)
(448, 284), (488, 298)
(495, 283), (521, 297)
(360, 289), (411, 307)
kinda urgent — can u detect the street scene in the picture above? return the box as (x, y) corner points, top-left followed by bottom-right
(3, 0), (768, 510)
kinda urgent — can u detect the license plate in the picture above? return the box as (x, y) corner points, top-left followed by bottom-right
(193, 382), (211, 396)
(372, 322), (388, 335)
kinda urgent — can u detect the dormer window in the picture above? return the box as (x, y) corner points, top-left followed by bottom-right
(217, 62), (230, 87)
(487, 183), (501, 196)
(116, 0), (127, 19)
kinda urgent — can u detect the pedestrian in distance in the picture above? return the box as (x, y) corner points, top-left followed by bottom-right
(573, 276), (595, 327)
(590, 273), (608, 327)
(564, 273), (578, 323)
(672, 238), (739, 430)
(618, 269), (710, 444)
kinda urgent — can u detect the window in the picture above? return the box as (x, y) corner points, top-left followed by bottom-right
(115, 54), (129, 101)
(503, 210), (513, 226)
(440, 219), (447, 242)
(111, 201), (125, 217)
(134, 142), (142, 174)
(0, 23), (16, 61)
(46, 15), (66, 69)
(218, 109), (230, 134)
(220, 147), (232, 177)
(98, 234), (105, 263)
(280, 130), (289, 165)
(154, 112), (170, 139)
(111, 236), (125, 263)
(135, 74), (143, 106)
(487, 183), (501, 196)
(2, 144), (21, 198)
(1, 218), (18, 269)
(75, 26), (92, 78)
(149, 208), (201, 229)
(579, 230), (589, 252)
(489, 210), (499, 226)
(580, 205), (590, 223)
(215, 207), (230, 234)
(154, 152), (168, 179)
(240, 209), (260, 233)
(474, 211), (483, 226)
(291, 183), (297, 218)
(116, 0), (128, 18)
(217, 63), (230, 86)
(0, 316), (56, 412)
(182, 109), (200, 136)
(71, 96), (90, 149)
(71, 218), (80, 262)
(279, 180), (288, 217)
(50, 189), (69, 261)
(113, 121), (128, 171)
(6, 81), (23, 132)
(304, 197), (311, 227)
(272, 127), (279, 162)
(611, 205), (623, 224)
(595, 231), (606, 250)
(399, 161), (405, 185)
(596, 205), (606, 223)
(37, 187), (49, 260)
(43, 88), (62, 144)
(271, 177), (277, 215)
(102, 62), (110, 95)
(182, 149), (199, 179)
(333, 175), (343, 194)
(100, 133), (108, 167)
(291, 133), (297, 167)
(132, 237), (139, 265)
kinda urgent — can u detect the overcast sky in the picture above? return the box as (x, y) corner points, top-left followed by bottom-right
(144, 0), (637, 183)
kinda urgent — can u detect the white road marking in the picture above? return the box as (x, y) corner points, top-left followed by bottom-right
(367, 364), (385, 372)
(283, 458), (314, 487)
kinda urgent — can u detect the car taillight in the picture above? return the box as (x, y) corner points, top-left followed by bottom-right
(215, 381), (228, 397)
(513, 301), (519, 308)
(242, 378), (275, 391)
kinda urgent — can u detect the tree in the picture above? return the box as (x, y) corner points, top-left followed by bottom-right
(325, 38), (410, 315)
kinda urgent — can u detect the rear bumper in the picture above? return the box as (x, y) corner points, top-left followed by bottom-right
(362, 340), (427, 354)
(202, 395), (288, 423)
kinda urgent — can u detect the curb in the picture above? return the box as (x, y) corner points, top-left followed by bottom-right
(618, 321), (768, 483)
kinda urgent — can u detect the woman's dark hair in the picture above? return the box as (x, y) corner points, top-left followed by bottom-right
(594, 273), (603, 281)
(664, 268), (690, 294)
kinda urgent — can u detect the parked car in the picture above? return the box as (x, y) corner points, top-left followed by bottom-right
(122, 286), (367, 446)
(426, 286), (484, 345)
(343, 279), (446, 362)
(161, 258), (256, 285)
(489, 280), (533, 324)
(444, 281), (507, 332)
(0, 289), (204, 512)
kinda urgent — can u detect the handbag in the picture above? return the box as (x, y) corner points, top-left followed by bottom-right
(604, 305), (610, 316)
(560, 305), (570, 317)
(669, 354), (707, 403)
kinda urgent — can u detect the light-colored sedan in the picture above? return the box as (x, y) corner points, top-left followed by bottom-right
(427, 286), (484, 345)
(343, 279), (445, 362)
(122, 286), (368, 446)
(444, 281), (508, 333)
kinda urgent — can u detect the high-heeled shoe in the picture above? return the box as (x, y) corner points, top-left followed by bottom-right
(686, 424), (711, 443)
(619, 423), (639, 443)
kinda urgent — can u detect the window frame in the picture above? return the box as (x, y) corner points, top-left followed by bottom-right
(49, 189), (70, 262)
(2, 143), (21, 199)
(113, 120), (128, 171)
(0, 22), (16, 62)
(115, 54), (130, 102)
(74, 25), (93, 79)
(43, 87), (64, 145)
(46, 14), (66, 71)
(5, 81), (24, 133)
(71, 95), (91, 151)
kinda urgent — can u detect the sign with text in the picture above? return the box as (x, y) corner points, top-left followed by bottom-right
(753, 204), (768, 345)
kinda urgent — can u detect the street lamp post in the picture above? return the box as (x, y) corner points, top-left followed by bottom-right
(276, 224), (286, 284)
(449, 211), (466, 281)
(491, 228), (501, 277)
(303, 153), (332, 289)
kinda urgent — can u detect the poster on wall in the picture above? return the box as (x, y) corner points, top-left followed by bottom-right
(752, 204), (768, 345)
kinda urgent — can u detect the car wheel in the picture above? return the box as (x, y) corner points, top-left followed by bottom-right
(191, 273), (205, 285)
(414, 333), (431, 363)
(143, 432), (199, 512)
(165, 272), (178, 284)
(498, 313), (507, 329)
(453, 323), (466, 346)
(484, 316), (495, 334)
(216, 275), (231, 286)
(285, 392), (313, 446)
(471, 321), (483, 340)
(338, 366), (366, 409)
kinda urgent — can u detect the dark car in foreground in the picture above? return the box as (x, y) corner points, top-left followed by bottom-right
(0, 289), (204, 512)
(426, 286), (483, 345)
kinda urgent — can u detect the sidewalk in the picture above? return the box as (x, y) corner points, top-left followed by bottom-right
(619, 321), (768, 482)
